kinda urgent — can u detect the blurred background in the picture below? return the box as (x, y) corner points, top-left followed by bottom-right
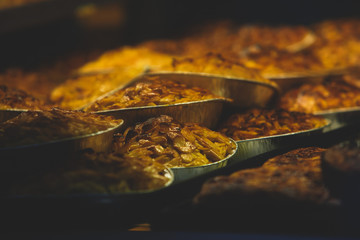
(1, 0), (360, 69)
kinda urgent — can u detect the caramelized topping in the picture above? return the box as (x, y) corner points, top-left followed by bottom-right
(113, 115), (236, 168)
(279, 76), (360, 113)
(0, 108), (122, 148)
(218, 108), (327, 141)
(84, 78), (230, 112)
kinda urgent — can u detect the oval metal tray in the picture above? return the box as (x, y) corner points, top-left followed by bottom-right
(0, 119), (124, 174)
(141, 72), (280, 109)
(170, 139), (238, 183)
(93, 98), (230, 129)
(315, 107), (360, 131)
(232, 120), (331, 164)
(266, 68), (349, 92)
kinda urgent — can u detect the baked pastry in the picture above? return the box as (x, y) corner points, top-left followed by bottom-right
(321, 143), (360, 199)
(146, 21), (315, 57)
(311, 18), (360, 69)
(8, 149), (171, 195)
(236, 46), (325, 78)
(113, 115), (236, 168)
(0, 85), (49, 110)
(0, 108), (122, 148)
(228, 24), (316, 53)
(50, 68), (144, 110)
(218, 108), (327, 141)
(84, 77), (230, 112)
(76, 46), (173, 74)
(279, 76), (360, 113)
(156, 52), (274, 86)
(193, 147), (329, 207)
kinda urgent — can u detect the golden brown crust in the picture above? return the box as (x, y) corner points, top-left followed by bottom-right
(84, 77), (230, 112)
(193, 147), (329, 206)
(154, 21), (314, 57)
(0, 108), (122, 148)
(279, 76), (360, 113)
(50, 68), (144, 110)
(156, 52), (275, 86)
(76, 46), (173, 74)
(113, 115), (236, 168)
(218, 108), (327, 141)
(236, 47), (325, 77)
(311, 19), (360, 69)
(0, 85), (49, 110)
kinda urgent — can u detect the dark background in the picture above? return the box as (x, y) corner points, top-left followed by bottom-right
(1, 0), (360, 69)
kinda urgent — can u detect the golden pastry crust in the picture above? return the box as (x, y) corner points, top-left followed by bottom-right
(236, 47), (325, 78)
(311, 19), (360, 69)
(0, 51), (101, 102)
(84, 78), (230, 112)
(193, 147), (329, 206)
(156, 53), (275, 86)
(142, 22), (316, 78)
(0, 69), (61, 102)
(149, 21), (314, 57)
(9, 150), (171, 195)
(218, 108), (327, 141)
(50, 68), (144, 110)
(113, 115), (236, 168)
(229, 24), (315, 53)
(77, 46), (173, 74)
(0, 108), (122, 148)
(279, 76), (360, 113)
(0, 85), (49, 110)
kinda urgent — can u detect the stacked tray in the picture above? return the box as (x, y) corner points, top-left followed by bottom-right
(3, 19), (360, 235)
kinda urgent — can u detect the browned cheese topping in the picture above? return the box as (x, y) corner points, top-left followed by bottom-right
(84, 78), (230, 112)
(193, 147), (329, 206)
(0, 85), (49, 110)
(113, 115), (236, 168)
(279, 76), (360, 113)
(218, 108), (327, 141)
(0, 108), (122, 148)
(9, 150), (171, 195)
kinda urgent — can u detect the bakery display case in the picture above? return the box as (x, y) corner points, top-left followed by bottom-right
(2, 1), (360, 239)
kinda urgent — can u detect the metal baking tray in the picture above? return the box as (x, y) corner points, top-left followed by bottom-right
(91, 98), (230, 129)
(138, 72), (280, 109)
(170, 139), (238, 183)
(0, 119), (124, 173)
(231, 120), (331, 164)
(315, 107), (360, 131)
(266, 68), (349, 93)
(82, 71), (279, 128)
(0, 109), (26, 122)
